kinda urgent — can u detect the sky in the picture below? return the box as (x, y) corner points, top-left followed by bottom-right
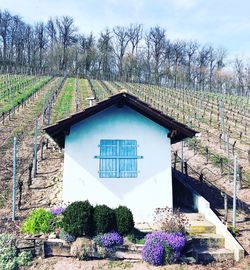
(1, 0), (250, 60)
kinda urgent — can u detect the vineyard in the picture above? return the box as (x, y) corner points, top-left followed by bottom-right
(0, 74), (249, 259)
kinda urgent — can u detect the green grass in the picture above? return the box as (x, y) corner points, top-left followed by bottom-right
(127, 228), (146, 244)
(51, 77), (75, 122)
(0, 76), (52, 114)
(107, 261), (133, 269)
(0, 76), (36, 99)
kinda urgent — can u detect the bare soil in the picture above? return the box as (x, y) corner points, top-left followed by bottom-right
(20, 256), (250, 270)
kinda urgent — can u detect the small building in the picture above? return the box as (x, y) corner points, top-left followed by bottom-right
(45, 92), (197, 222)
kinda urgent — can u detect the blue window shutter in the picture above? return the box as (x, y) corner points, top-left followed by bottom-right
(119, 140), (137, 177)
(98, 140), (141, 178)
(99, 140), (118, 177)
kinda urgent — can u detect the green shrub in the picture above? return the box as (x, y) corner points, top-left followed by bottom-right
(0, 234), (33, 270)
(93, 205), (116, 234)
(228, 225), (239, 237)
(115, 206), (134, 236)
(62, 201), (94, 237)
(21, 208), (54, 235)
(0, 233), (17, 270)
(17, 251), (32, 266)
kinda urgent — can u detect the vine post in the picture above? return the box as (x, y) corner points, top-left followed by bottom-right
(12, 137), (17, 221)
(181, 140), (184, 173)
(33, 117), (38, 178)
(232, 155), (238, 228)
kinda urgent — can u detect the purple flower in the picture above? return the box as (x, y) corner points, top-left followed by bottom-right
(94, 231), (123, 254)
(51, 207), (64, 216)
(94, 232), (123, 248)
(142, 232), (186, 266)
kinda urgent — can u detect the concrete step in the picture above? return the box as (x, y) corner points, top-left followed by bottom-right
(183, 213), (205, 222)
(135, 223), (152, 233)
(118, 244), (144, 253)
(193, 247), (234, 263)
(115, 250), (142, 260)
(191, 234), (225, 249)
(187, 220), (216, 234)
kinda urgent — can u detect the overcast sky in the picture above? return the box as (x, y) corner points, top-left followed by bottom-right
(1, 0), (250, 59)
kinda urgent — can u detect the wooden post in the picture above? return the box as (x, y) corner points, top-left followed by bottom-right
(28, 163), (33, 188)
(174, 151), (178, 170)
(18, 181), (23, 210)
(232, 155), (238, 228)
(232, 141), (237, 155)
(47, 103), (51, 125)
(40, 141), (46, 160)
(248, 149), (250, 165)
(219, 133), (222, 149)
(11, 81), (15, 114)
(33, 117), (38, 178)
(199, 173), (203, 186)
(223, 192), (228, 223)
(205, 146), (209, 164)
(226, 134), (230, 183)
(12, 137), (17, 221)
(239, 165), (243, 190)
(181, 141), (184, 173)
(184, 161), (188, 177)
(220, 158), (223, 175)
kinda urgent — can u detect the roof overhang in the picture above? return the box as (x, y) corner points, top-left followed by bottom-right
(44, 92), (198, 148)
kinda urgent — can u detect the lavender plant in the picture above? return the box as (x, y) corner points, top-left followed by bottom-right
(51, 207), (65, 216)
(94, 232), (123, 256)
(142, 231), (186, 266)
(51, 207), (65, 229)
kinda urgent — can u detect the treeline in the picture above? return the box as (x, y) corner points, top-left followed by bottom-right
(0, 9), (249, 95)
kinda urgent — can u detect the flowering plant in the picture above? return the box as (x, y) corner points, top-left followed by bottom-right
(59, 229), (76, 243)
(50, 207), (65, 229)
(50, 207), (65, 216)
(154, 207), (189, 234)
(94, 232), (123, 256)
(142, 231), (186, 266)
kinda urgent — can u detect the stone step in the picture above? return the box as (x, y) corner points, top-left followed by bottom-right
(183, 213), (205, 222)
(193, 247), (234, 263)
(115, 250), (142, 260)
(118, 244), (144, 253)
(191, 234), (225, 249)
(135, 223), (153, 233)
(187, 220), (216, 234)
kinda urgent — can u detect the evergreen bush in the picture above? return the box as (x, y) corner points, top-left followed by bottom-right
(62, 201), (94, 237)
(93, 205), (116, 234)
(115, 206), (134, 235)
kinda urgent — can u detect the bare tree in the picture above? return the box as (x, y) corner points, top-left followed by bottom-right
(197, 46), (210, 91)
(126, 24), (143, 81)
(148, 26), (166, 84)
(113, 26), (130, 80)
(185, 40), (199, 85)
(56, 16), (77, 71)
(234, 57), (245, 96)
(97, 28), (114, 79)
(172, 40), (186, 88)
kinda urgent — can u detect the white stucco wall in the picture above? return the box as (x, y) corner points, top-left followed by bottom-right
(63, 105), (173, 222)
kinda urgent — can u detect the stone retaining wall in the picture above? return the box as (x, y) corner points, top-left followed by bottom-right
(16, 238), (45, 257)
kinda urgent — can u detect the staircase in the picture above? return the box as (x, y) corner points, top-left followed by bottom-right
(184, 212), (234, 263)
